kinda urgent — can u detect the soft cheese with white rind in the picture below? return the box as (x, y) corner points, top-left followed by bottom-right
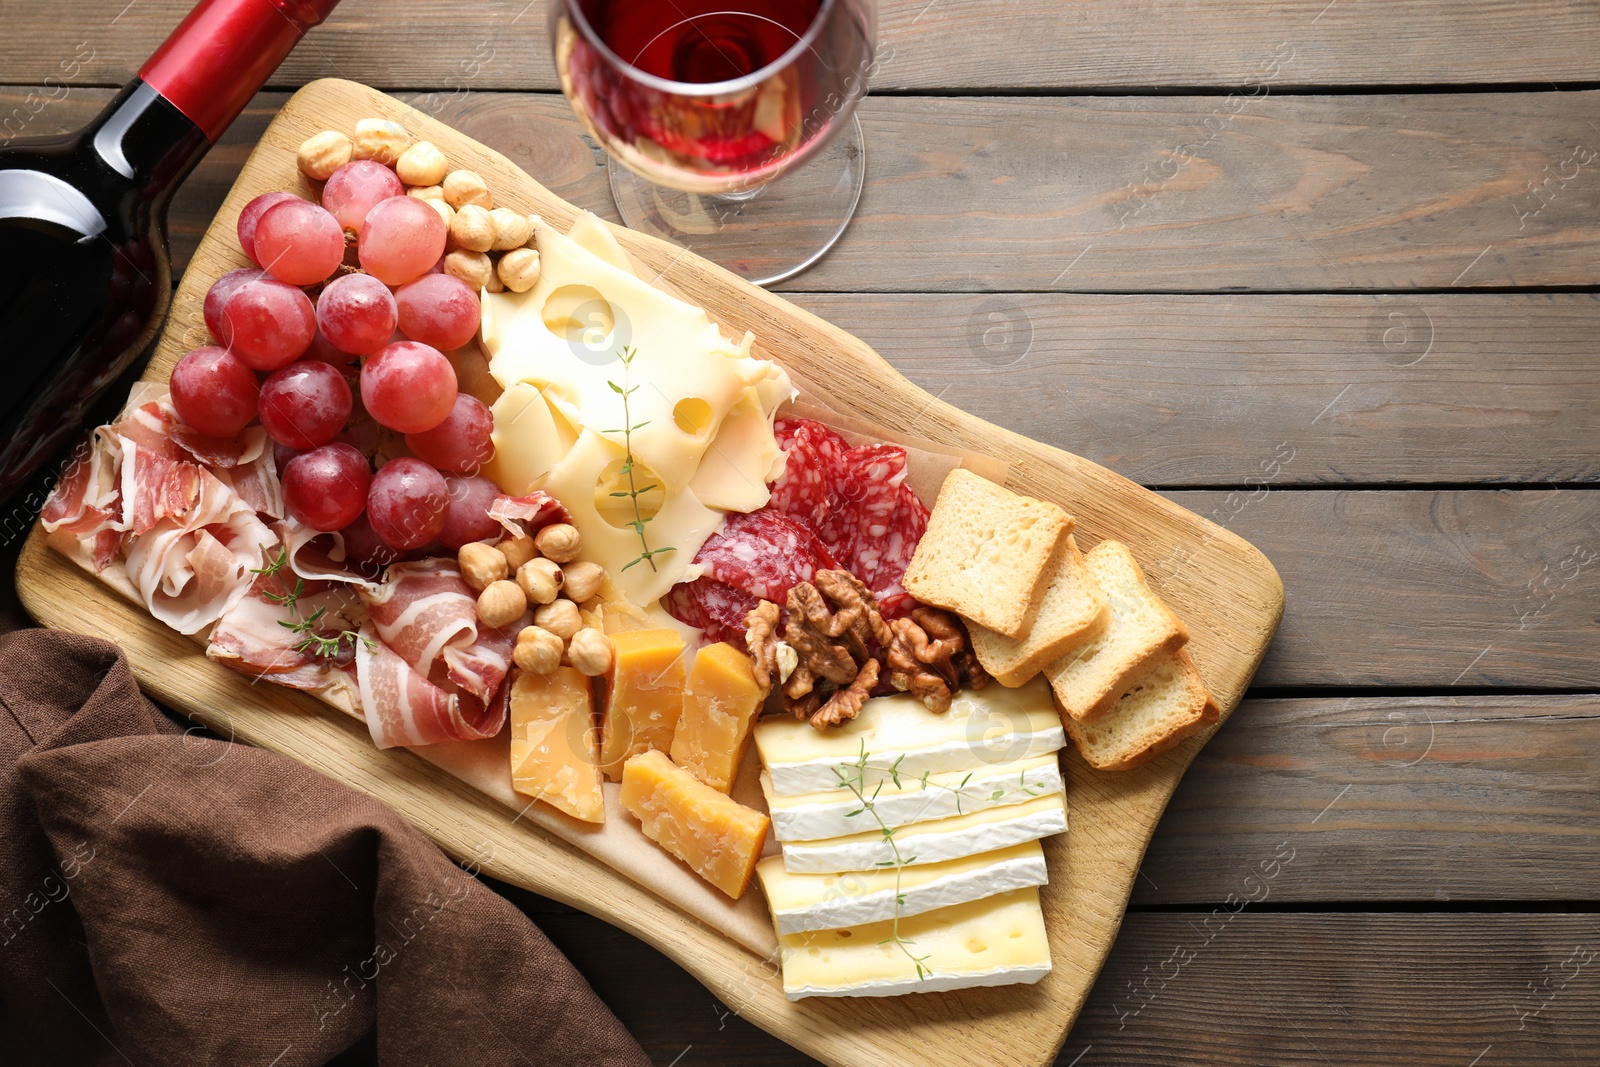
(754, 676), (1064, 797)
(763, 754), (1063, 842)
(758, 841), (1049, 935)
(779, 792), (1068, 875)
(777, 887), (1053, 1000)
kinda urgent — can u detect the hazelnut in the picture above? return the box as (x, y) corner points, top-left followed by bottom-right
(561, 560), (605, 604)
(497, 248), (541, 294)
(496, 535), (536, 572)
(514, 626), (563, 674)
(297, 130), (352, 181)
(457, 541), (507, 591)
(484, 271), (505, 293)
(442, 169), (492, 210)
(516, 557), (564, 605)
(352, 118), (410, 165)
(396, 140), (448, 186)
(534, 598), (582, 641)
(424, 198), (455, 228)
(567, 628), (613, 677)
(534, 522), (580, 563)
(444, 249), (493, 290)
(489, 208), (532, 250)
(449, 204), (496, 253)
(476, 579), (527, 628)
(408, 184), (445, 201)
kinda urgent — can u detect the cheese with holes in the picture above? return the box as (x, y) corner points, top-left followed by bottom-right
(670, 642), (764, 793)
(780, 792), (1068, 875)
(758, 841), (1048, 935)
(754, 675), (1064, 797)
(483, 381), (568, 496)
(482, 221), (789, 494)
(776, 887), (1052, 999)
(509, 667), (605, 824)
(620, 749), (769, 899)
(763, 754), (1062, 842)
(599, 627), (688, 780)
(564, 211), (637, 276)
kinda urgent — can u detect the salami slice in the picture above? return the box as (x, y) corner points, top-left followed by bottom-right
(665, 509), (837, 642)
(664, 578), (761, 645)
(862, 483), (930, 619)
(767, 417), (849, 527)
(818, 442), (907, 567)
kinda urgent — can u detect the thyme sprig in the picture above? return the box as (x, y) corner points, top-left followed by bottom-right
(604, 346), (675, 574)
(250, 546), (373, 660)
(834, 743), (932, 980)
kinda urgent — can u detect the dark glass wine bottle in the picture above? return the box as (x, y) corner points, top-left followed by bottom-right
(0, 0), (342, 506)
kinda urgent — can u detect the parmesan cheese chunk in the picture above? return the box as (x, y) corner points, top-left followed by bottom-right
(598, 628), (688, 781)
(509, 667), (605, 824)
(620, 749), (769, 899)
(671, 642), (764, 793)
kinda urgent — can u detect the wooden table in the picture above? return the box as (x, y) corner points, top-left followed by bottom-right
(4, 2), (1598, 1064)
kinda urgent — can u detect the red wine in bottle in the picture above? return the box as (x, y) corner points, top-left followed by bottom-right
(0, 0), (342, 506)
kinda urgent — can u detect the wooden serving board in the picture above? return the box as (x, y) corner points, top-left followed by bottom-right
(17, 79), (1283, 1067)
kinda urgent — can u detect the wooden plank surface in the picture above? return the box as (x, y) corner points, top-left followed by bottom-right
(1136, 695), (1600, 904)
(787, 293), (1600, 487)
(15, 78), (1287, 1067)
(503, 898), (1600, 1067)
(7, 88), (1600, 292)
(4, 0), (1599, 91)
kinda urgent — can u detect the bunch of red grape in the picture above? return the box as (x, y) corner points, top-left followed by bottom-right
(169, 146), (502, 567)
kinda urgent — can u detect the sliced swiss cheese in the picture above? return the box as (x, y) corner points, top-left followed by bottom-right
(670, 641), (764, 793)
(483, 382), (568, 496)
(598, 627), (688, 780)
(776, 887), (1052, 1000)
(763, 754), (1063, 843)
(754, 676), (1064, 798)
(758, 841), (1049, 936)
(619, 749), (768, 899)
(780, 792), (1068, 875)
(509, 667), (605, 824)
(564, 211), (638, 276)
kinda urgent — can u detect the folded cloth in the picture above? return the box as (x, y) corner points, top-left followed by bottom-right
(0, 629), (651, 1067)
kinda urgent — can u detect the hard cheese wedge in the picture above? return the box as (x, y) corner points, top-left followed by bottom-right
(598, 628), (688, 781)
(754, 675), (1064, 797)
(780, 792), (1068, 875)
(509, 667), (605, 824)
(777, 887), (1052, 1000)
(670, 641), (764, 793)
(619, 749), (769, 900)
(763, 753), (1063, 842)
(758, 841), (1049, 935)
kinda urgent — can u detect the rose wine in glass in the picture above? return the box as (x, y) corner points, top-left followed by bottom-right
(551, 0), (876, 285)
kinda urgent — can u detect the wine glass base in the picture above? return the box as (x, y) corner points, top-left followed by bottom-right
(607, 114), (865, 288)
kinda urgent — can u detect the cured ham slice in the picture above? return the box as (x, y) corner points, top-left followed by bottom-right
(275, 517), (377, 588)
(355, 626), (510, 749)
(191, 427), (283, 519)
(208, 578), (369, 683)
(360, 559), (481, 673)
(123, 469), (275, 634)
(40, 437), (118, 536)
(487, 491), (570, 540)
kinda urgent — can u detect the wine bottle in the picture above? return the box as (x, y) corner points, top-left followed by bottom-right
(0, 0), (342, 507)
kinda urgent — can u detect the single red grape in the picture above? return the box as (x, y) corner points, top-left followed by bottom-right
(254, 199), (345, 286)
(366, 457), (448, 550)
(203, 267), (262, 344)
(404, 393), (493, 473)
(169, 346), (259, 438)
(321, 160), (403, 234)
(258, 360), (354, 449)
(359, 340), (457, 433)
(316, 273), (398, 356)
(358, 196), (447, 286)
(222, 277), (316, 370)
(395, 273), (480, 350)
(237, 191), (299, 265)
(338, 511), (404, 580)
(282, 442), (371, 532)
(437, 473), (503, 550)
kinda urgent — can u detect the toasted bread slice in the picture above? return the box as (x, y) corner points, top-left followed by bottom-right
(1046, 541), (1187, 721)
(968, 535), (1109, 686)
(1064, 647), (1212, 771)
(903, 469), (1071, 638)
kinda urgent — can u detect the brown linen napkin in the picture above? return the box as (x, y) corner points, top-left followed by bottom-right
(0, 628), (651, 1067)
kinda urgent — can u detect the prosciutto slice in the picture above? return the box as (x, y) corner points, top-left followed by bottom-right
(354, 625), (511, 749)
(208, 578), (369, 685)
(352, 559), (519, 748)
(487, 491), (570, 540)
(123, 469), (275, 634)
(276, 517), (377, 588)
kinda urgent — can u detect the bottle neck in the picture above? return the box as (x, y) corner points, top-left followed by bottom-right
(87, 81), (210, 199)
(138, 0), (341, 144)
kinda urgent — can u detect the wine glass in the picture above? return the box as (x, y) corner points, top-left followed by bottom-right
(549, 0), (876, 286)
